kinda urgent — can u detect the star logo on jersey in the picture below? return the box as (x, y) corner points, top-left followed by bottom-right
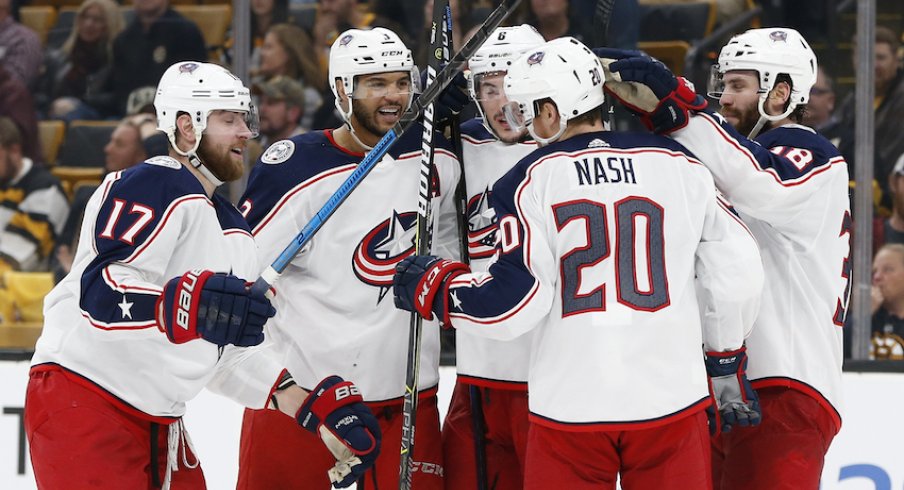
(450, 291), (462, 310)
(118, 295), (134, 320)
(467, 187), (497, 260)
(353, 210), (418, 302)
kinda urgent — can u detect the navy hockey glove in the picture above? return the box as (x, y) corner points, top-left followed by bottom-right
(393, 255), (470, 326)
(296, 376), (381, 488)
(705, 347), (761, 435)
(156, 270), (275, 347)
(419, 68), (469, 125)
(602, 54), (707, 134)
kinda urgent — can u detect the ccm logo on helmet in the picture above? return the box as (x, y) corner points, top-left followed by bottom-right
(382, 50), (404, 56)
(177, 269), (203, 330)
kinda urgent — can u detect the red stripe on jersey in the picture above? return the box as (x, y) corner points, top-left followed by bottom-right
(30, 363), (180, 425)
(102, 267), (163, 294)
(699, 115), (844, 187)
(457, 374), (528, 391)
(325, 129), (366, 157)
(81, 311), (157, 331)
(528, 397), (710, 432)
(462, 134), (538, 147)
(122, 195), (211, 264)
(751, 377), (842, 433)
(251, 164), (358, 235)
(224, 228), (253, 238)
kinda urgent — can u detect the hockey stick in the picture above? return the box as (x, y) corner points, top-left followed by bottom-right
(398, 0), (447, 486)
(593, 0), (617, 129)
(249, 0), (523, 298)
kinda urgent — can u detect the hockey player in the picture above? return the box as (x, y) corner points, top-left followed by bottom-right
(25, 61), (380, 490)
(393, 37), (764, 489)
(600, 26), (850, 489)
(236, 27), (460, 490)
(440, 24), (543, 490)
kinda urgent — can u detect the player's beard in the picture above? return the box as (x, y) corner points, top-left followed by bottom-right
(352, 99), (399, 139)
(722, 104), (763, 137)
(196, 136), (244, 182)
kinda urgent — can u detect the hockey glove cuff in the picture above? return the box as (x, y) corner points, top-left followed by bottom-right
(156, 270), (275, 347)
(705, 347), (761, 435)
(393, 255), (470, 325)
(296, 376), (381, 488)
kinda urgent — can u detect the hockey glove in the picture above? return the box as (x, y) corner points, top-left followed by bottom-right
(705, 347), (761, 435)
(598, 51), (707, 134)
(419, 68), (469, 126)
(296, 376), (381, 488)
(156, 270), (275, 347)
(393, 255), (470, 326)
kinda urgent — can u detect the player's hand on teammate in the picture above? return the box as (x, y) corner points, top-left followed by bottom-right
(156, 270), (275, 347)
(296, 375), (381, 488)
(419, 68), (469, 125)
(705, 347), (762, 435)
(393, 255), (470, 326)
(592, 47), (707, 134)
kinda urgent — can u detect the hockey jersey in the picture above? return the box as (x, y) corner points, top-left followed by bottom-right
(673, 113), (850, 432)
(32, 158), (285, 420)
(456, 119), (537, 389)
(447, 130), (764, 430)
(240, 127), (460, 403)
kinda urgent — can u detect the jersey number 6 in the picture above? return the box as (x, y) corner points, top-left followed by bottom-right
(553, 197), (669, 317)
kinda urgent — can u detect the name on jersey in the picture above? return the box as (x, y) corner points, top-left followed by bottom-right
(574, 157), (636, 186)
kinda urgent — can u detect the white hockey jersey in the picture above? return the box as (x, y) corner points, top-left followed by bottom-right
(456, 119), (537, 389)
(240, 128), (460, 403)
(673, 113), (850, 432)
(447, 130), (764, 430)
(32, 158), (285, 420)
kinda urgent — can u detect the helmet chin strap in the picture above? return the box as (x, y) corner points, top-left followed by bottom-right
(169, 130), (225, 187)
(337, 96), (374, 152)
(527, 117), (567, 147)
(749, 93), (796, 139)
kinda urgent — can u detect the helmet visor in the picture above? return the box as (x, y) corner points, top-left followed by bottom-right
(203, 106), (260, 139)
(707, 64), (725, 99)
(501, 100), (531, 133)
(470, 71), (509, 102)
(350, 69), (419, 100)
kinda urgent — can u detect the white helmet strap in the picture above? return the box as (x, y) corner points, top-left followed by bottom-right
(749, 87), (796, 138)
(167, 127), (226, 187)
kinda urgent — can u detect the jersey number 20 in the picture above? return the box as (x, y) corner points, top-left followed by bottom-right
(553, 197), (669, 317)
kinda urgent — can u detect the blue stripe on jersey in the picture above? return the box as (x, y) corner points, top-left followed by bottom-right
(702, 111), (842, 181)
(241, 126), (454, 231)
(79, 163), (208, 328)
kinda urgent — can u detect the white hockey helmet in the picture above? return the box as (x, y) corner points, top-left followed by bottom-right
(328, 27), (416, 123)
(468, 24), (545, 139)
(501, 37), (606, 146)
(155, 61), (258, 185)
(708, 27), (817, 122)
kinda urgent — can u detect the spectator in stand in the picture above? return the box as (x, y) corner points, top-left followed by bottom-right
(0, 62), (41, 164)
(0, 117), (69, 274)
(254, 23), (326, 130)
(0, 0), (42, 87)
(518, 0), (586, 42)
(871, 243), (904, 360)
(803, 66), (840, 143)
(39, 0), (123, 121)
(254, 76), (306, 148)
(53, 114), (155, 281)
(873, 154), (904, 255)
(837, 26), (904, 207)
(310, 0), (406, 74)
(224, 0), (288, 66)
(110, 0), (207, 117)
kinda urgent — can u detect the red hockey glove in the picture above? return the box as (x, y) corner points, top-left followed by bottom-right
(393, 255), (470, 325)
(603, 54), (708, 134)
(155, 269), (275, 347)
(296, 376), (381, 488)
(705, 347), (761, 435)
